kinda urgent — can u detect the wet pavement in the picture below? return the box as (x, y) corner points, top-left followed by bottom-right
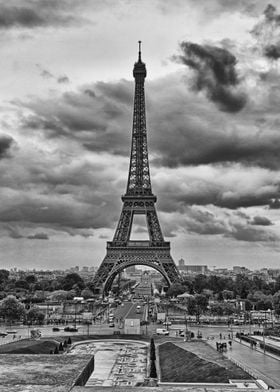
(68, 340), (148, 387)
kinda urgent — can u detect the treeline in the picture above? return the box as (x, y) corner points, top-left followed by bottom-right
(0, 269), (134, 302)
(166, 273), (280, 315)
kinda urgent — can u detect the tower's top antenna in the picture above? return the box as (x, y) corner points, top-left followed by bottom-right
(138, 40), (142, 62)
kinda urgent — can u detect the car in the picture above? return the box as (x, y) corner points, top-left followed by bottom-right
(0, 332), (7, 337)
(156, 328), (169, 335)
(163, 321), (172, 326)
(64, 326), (78, 332)
(52, 327), (60, 332)
(109, 322), (115, 327)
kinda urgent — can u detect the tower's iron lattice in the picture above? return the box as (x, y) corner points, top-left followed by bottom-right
(92, 42), (181, 294)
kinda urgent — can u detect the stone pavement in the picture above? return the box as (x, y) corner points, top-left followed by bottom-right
(69, 340), (148, 387)
(207, 337), (280, 388)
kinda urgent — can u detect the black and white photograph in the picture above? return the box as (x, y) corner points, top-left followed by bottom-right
(0, 0), (280, 390)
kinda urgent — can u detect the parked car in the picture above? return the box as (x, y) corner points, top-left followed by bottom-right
(52, 327), (60, 332)
(109, 322), (115, 327)
(64, 326), (78, 332)
(156, 328), (169, 335)
(0, 332), (7, 337)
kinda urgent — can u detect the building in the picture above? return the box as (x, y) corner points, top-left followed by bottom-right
(178, 264), (209, 275)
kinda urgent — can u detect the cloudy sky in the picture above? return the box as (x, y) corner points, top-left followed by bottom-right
(1, 0), (280, 271)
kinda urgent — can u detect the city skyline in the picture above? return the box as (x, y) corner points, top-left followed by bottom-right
(0, 0), (280, 270)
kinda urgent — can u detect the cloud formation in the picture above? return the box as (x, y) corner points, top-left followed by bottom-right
(27, 232), (49, 240)
(0, 135), (14, 158)
(251, 4), (280, 60)
(160, 205), (278, 243)
(0, 0), (86, 29)
(251, 216), (273, 226)
(174, 42), (247, 112)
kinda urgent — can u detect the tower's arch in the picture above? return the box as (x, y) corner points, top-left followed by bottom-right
(103, 259), (171, 295)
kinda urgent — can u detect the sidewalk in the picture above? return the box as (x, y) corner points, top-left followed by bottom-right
(207, 338), (280, 388)
(235, 336), (280, 362)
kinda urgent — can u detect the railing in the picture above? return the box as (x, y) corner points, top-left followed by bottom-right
(107, 241), (170, 248)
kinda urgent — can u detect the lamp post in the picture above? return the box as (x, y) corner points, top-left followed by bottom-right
(184, 314), (188, 341)
(263, 320), (266, 354)
(74, 301), (77, 329)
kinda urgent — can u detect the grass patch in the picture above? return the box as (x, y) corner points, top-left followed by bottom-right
(159, 342), (251, 383)
(0, 334), (150, 354)
(0, 339), (60, 354)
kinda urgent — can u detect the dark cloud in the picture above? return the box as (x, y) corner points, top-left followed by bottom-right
(16, 76), (280, 171)
(251, 216), (273, 226)
(36, 64), (70, 84)
(269, 198), (280, 209)
(251, 4), (280, 60)
(0, 0), (86, 29)
(15, 80), (132, 155)
(0, 135), (14, 158)
(228, 224), (278, 242)
(6, 226), (24, 239)
(40, 69), (54, 79)
(158, 0), (265, 18)
(264, 44), (280, 60)
(160, 205), (278, 243)
(57, 75), (70, 84)
(174, 41), (246, 112)
(27, 233), (49, 240)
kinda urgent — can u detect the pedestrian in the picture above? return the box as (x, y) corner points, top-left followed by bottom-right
(228, 340), (232, 349)
(219, 332), (222, 340)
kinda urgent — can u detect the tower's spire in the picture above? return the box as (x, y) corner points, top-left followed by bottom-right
(138, 40), (142, 62)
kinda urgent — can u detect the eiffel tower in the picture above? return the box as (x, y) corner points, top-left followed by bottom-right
(93, 42), (181, 294)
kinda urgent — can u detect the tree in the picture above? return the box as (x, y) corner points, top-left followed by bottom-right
(194, 294), (208, 322)
(149, 359), (157, 378)
(222, 290), (234, 300)
(81, 288), (94, 299)
(26, 275), (37, 284)
(61, 273), (85, 291)
(273, 291), (280, 315)
(0, 269), (9, 284)
(48, 290), (72, 302)
(166, 283), (186, 297)
(0, 295), (26, 324)
(193, 274), (208, 294)
(15, 280), (29, 290)
(234, 275), (251, 298)
(150, 338), (156, 360)
(187, 297), (197, 315)
(26, 307), (45, 325)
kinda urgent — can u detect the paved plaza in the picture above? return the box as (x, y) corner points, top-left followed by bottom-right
(69, 340), (148, 387)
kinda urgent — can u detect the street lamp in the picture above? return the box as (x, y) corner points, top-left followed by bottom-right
(263, 321), (266, 354)
(184, 314), (188, 342)
(73, 301), (77, 329)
